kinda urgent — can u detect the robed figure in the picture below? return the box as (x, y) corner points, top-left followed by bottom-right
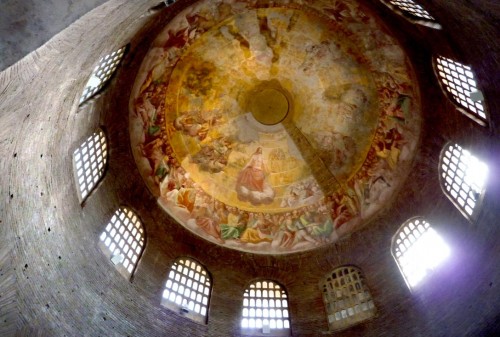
(236, 147), (275, 205)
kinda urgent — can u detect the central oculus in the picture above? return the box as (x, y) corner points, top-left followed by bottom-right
(249, 88), (289, 125)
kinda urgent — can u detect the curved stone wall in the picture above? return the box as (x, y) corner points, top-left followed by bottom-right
(0, 0), (109, 71)
(0, 0), (498, 336)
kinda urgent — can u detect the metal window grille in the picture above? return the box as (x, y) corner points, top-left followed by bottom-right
(79, 46), (127, 104)
(162, 258), (211, 319)
(392, 218), (450, 289)
(440, 143), (488, 219)
(99, 207), (145, 275)
(73, 129), (107, 202)
(241, 280), (290, 332)
(321, 266), (375, 331)
(435, 56), (487, 125)
(387, 0), (435, 20)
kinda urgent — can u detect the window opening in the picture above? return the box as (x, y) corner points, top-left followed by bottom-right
(161, 258), (211, 323)
(148, 2), (167, 13)
(381, 1), (441, 29)
(321, 266), (376, 331)
(79, 46), (127, 104)
(72, 129), (107, 202)
(99, 207), (145, 278)
(440, 143), (488, 220)
(241, 280), (291, 336)
(434, 56), (488, 126)
(392, 217), (450, 289)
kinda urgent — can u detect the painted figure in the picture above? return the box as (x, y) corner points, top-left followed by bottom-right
(236, 147), (275, 205)
(129, 1), (421, 254)
(240, 213), (273, 244)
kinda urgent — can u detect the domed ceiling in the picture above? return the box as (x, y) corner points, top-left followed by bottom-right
(129, 0), (421, 254)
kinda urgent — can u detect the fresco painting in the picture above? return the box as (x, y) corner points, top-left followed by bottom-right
(129, 0), (421, 254)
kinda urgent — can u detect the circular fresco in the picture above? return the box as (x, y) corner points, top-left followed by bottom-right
(130, 0), (421, 254)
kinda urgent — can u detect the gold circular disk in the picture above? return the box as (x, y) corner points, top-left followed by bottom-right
(249, 88), (289, 125)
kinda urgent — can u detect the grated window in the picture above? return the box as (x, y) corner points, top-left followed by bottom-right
(99, 207), (145, 277)
(72, 129), (107, 202)
(392, 218), (450, 289)
(381, 1), (440, 28)
(387, 0), (434, 20)
(440, 143), (488, 219)
(435, 56), (488, 125)
(79, 46), (127, 104)
(161, 258), (211, 322)
(321, 266), (376, 331)
(241, 280), (291, 334)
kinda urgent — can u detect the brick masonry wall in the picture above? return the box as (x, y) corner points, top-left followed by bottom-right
(0, 0), (498, 336)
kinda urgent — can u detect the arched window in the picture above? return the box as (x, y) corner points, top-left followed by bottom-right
(434, 56), (488, 126)
(392, 217), (450, 289)
(72, 128), (107, 202)
(241, 280), (290, 335)
(321, 266), (376, 331)
(380, 0), (441, 29)
(79, 45), (127, 104)
(161, 258), (211, 323)
(439, 143), (488, 220)
(99, 207), (145, 279)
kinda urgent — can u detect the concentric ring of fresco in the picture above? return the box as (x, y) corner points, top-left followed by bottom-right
(130, 0), (421, 254)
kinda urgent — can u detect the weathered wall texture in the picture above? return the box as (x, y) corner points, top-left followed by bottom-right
(0, 0), (109, 71)
(0, 0), (499, 336)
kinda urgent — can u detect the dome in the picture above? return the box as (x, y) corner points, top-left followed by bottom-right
(1, 0), (499, 336)
(129, 0), (421, 254)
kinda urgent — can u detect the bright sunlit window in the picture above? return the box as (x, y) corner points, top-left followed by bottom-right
(321, 266), (376, 331)
(392, 218), (450, 289)
(79, 45), (127, 104)
(161, 258), (211, 323)
(435, 56), (488, 125)
(99, 207), (145, 278)
(381, 0), (441, 28)
(72, 129), (107, 202)
(440, 143), (488, 220)
(241, 280), (290, 335)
